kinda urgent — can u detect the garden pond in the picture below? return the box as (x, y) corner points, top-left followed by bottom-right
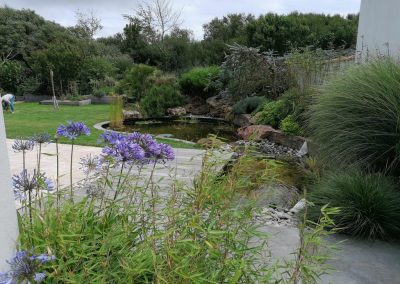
(115, 117), (238, 143)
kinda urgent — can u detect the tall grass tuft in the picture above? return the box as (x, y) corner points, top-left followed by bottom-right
(110, 95), (124, 129)
(309, 170), (400, 240)
(309, 59), (400, 173)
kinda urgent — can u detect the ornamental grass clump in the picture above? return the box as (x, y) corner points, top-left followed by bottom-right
(309, 59), (400, 173)
(309, 170), (400, 240)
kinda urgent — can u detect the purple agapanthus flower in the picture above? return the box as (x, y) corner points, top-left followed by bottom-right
(31, 132), (51, 145)
(56, 121), (90, 140)
(102, 140), (145, 164)
(100, 131), (175, 165)
(12, 170), (54, 200)
(11, 139), (34, 153)
(157, 143), (175, 162)
(0, 250), (55, 284)
(79, 155), (102, 175)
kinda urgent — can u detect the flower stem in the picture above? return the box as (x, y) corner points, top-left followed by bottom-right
(56, 138), (60, 208)
(70, 140), (74, 200)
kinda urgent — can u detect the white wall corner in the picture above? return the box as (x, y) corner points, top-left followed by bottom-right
(0, 106), (18, 272)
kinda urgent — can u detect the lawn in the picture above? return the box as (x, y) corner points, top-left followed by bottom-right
(4, 102), (200, 149)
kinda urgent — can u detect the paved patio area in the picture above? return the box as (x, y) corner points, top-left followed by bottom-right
(7, 139), (205, 189)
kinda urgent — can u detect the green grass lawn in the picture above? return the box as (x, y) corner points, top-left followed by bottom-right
(4, 102), (200, 149)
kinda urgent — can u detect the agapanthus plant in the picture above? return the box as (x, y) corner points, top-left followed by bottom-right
(56, 121), (90, 140)
(57, 121), (90, 198)
(31, 132), (52, 186)
(12, 170), (54, 216)
(11, 139), (35, 177)
(79, 154), (102, 176)
(99, 131), (174, 202)
(12, 170), (54, 196)
(11, 139), (35, 153)
(0, 250), (55, 284)
(100, 131), (174, 165)
(30, 132), (51, 145)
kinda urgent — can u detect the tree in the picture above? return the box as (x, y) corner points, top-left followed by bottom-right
(135, 0), (182, 41)
(71, 10), (103, 39)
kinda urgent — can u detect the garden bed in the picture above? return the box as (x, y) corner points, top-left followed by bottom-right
(89, 95), (114, 104)
(40, 99), (91, 106)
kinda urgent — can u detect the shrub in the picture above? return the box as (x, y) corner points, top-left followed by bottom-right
(231, 96), (268, 115)
(309, 171), (400, 240)
(256, 88), (312, 129)
(178, 66), (220, 98)
(256, 100), (291, 128)
(280, 115), (303, 136)
(309, 59), (400, 173)
(140, 85), (183, 117)
(118, 64), (158, 100)
(78, 57), (116, 95)
(0, 60), (26, 94)
(219, 44), (290, 102)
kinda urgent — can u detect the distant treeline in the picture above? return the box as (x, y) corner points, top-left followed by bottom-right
(0, 6), (358, 96)
(99, 12), (358, 70)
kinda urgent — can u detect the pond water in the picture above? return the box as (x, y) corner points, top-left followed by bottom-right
(121, 118), (238, 143)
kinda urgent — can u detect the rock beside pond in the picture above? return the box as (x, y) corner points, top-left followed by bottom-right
(237, 125), (275, 140)
(184, 97), (210, 115)
(206, 94), (232, 118)
(237, 124), (306, 151)
(232, 114), (254, 127)
(197, 137), (225, 148)
(167, 107), (187, 116)
(252, 183), (300, 210)
(268, 131), (306, 151)
(235, 140), (302, 158)
(123, 110), (142, 120)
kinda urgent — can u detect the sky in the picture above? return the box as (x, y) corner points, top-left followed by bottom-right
(0, 0), (361, 39)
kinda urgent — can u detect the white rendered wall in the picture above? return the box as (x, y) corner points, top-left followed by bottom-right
(356, 0), (400, 60)
(0, 106), (18, 271)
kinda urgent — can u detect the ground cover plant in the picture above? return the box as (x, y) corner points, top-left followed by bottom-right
(3, 103), (198, 149)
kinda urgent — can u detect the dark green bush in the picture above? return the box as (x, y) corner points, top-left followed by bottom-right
(0, 60), (25, 94)
(79, 57), (116, 95)
(256, 100), (290, 128)
(309, 171), (400, 240)
(118, 64), (158, 100)
(140, 85), (183, 117)
(309, 59), (400, 173)
(256, 88), (312, 128)
(280, 115), (303, 136)
(231, 96), (268, 115)
(178, 66), (220, 98)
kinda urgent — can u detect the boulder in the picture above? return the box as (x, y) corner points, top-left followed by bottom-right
(167, 107), (187, 116)
(206, 94), (232, 118)
(197, 137), (225, 148)
(252, 183), (299, 210)
(232, 114), (254, 127)
(268, 131), (306, 151)
(185, 103), (210, 115)
(123, 110), (142, 120)
(237, 125), (276, 141)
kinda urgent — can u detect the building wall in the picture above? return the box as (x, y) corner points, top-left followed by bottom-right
(357, 0), (400, 60)
(0, 106), (18, 271)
